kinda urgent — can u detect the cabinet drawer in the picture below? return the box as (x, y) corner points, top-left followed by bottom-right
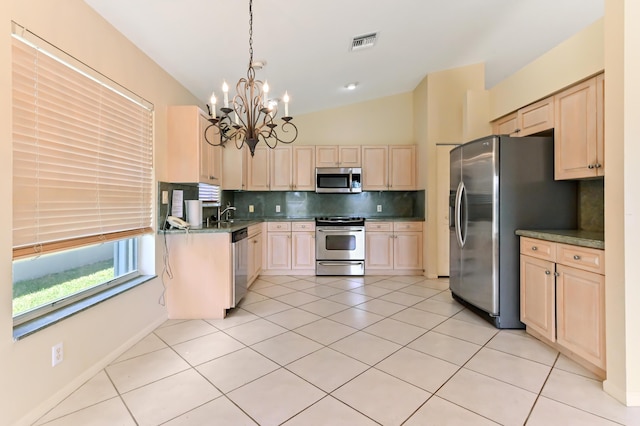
(366, 222), (393, 232)
(248, 223), (263, 237)
(520, 237), (556, 261)
(557, 244), (604, 274)
(393, 222), (422, 232)
(267, 222), (291, 232)
(292, 221), (315, 232)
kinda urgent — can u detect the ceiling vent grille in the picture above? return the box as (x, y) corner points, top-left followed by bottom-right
(350, 32), (378, 51)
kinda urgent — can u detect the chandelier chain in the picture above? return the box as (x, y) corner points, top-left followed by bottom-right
(249, 0), (253, 68)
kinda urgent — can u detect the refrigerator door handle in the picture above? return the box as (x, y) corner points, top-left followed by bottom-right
(454, 181), (466, 248)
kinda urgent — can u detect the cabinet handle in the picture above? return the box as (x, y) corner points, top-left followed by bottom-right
(573, 255), (581, 260)
(595, 163), (602, 169)
(531, 246), (538, 251)
(545, 270), (551, 275)
(588, 164), (595, 169)
(554, 272), (560, 277)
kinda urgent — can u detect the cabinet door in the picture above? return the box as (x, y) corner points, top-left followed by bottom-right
(596, 73), (605, 176)
(520, 255), (556, 342)
(315, 146), (339, 167)
(198, 113), (221, 185)
(339, 146), (361, 167)
(270, 146), (293, 191)
(362, 146), (389, 190)
(292, 231), (315, 269)
(556, 264), (606, 369)
(246, 145), (270, 190)
(248, 231), (262, 284)
(267, 232), (291, 270)
(365, 232), (393, 269)
(389, 146), (416, 190)
(492, 112), (518, 136)
(222, 144), (246, 190)
(554, 77), (598, 180)
(518, 97), (554, 137)
(293, 146), (316, 191)
(393, 231), (423, 270)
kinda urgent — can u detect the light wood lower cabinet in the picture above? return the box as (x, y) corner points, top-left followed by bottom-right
(520, 237), (605, 377)
(264, 221), (315, 275)
(165, 232), (232, 319)
(247, 223), (263, 286)
(365, 221), (423, 275)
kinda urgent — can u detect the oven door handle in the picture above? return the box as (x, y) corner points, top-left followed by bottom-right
(317, 261), (364, 266)
(317, 229), (363, 233)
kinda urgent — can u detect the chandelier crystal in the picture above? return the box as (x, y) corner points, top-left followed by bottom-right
(204, 0), (297, 157)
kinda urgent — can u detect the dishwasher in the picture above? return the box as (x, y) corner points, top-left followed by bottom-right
(231, 227), (249, 308)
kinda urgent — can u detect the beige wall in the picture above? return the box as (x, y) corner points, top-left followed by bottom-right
(417, 63), (487, 278)
(603, 0), (640, 405)
(293, 92), (414, 146)
(490, 19), (604, 121)
(2, 1), (200, 424)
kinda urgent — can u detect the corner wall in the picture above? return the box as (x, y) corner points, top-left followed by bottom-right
(2, 1), (201, 424)
(414, 63), (487, 278)
(293, 92), (414, 146)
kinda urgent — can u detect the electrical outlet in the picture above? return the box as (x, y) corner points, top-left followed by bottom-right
(275, 205), (281, 213)
(249, 205), (254, 213)
(161, 191), (169, 205)
(52, 342), (63, 367)
(377, 205), (382, 212)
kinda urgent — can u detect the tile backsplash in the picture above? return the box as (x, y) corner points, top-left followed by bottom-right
(578, 177), (604, 232)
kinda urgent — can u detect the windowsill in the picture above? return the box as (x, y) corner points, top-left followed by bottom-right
(13, 275), (156, 341)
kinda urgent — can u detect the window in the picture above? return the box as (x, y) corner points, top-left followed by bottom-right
(11, 23), (154, 334)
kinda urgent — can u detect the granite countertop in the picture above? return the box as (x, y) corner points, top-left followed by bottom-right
(159, 216), (426, 233)
(515, 229), (604, 250)
(160, 219), (262, 234)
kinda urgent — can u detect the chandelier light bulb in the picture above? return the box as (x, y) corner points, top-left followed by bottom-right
(283, 91), (289, 117)
(222, 80), (229, 107)
(263, 80), (270, 108)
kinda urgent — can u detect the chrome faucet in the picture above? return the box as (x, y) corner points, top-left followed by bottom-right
(218, 202), (236, 222)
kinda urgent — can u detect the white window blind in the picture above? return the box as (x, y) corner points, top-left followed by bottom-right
(12, 30), (154, 260)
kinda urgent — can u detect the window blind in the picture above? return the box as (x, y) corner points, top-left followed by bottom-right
(11, 31), (154, 260)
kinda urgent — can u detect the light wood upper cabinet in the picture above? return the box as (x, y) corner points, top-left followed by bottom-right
(315, 145), (361, 167)
(338, 146), (361, 167)
(519, 237), (606, 376)
(362, 145), (416, 191)
(389, 145), (416, 190)
(270, 146), (293, 191)
(518, 97), (554, 136)
(362, 146), (389, 191)
(246, 145), (270, 191)
(554, 75), (604, 180)
(167, 105), (222, 185)
(293, 146), (316, 191)
(492, 112), (518, 136)
(222, 145), (246, 190)
(491, 97), (554, 137)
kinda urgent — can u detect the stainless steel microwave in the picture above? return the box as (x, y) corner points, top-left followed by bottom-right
(315, 167), (362, 193)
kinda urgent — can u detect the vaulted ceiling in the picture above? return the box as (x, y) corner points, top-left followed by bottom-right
(85, 0), (603, 115)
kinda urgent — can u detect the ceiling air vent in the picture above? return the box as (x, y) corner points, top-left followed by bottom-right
(350, 32), (378, 52)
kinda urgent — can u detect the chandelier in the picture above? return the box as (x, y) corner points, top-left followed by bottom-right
(204, 0), (297, 157)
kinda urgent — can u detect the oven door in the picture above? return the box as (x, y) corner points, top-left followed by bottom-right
(316, 226), (365, 260)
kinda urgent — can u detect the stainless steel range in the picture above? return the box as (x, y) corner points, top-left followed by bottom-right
(315, 217), (365, 276)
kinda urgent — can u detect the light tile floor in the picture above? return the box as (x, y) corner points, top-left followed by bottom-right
(34, 275), (640, 425)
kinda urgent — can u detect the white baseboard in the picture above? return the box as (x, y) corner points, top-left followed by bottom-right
(17, 315), (167, 426)
(603, 379), (640, 406)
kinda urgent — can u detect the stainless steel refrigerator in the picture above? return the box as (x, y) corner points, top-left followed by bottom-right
(449, 135), (577, 328)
